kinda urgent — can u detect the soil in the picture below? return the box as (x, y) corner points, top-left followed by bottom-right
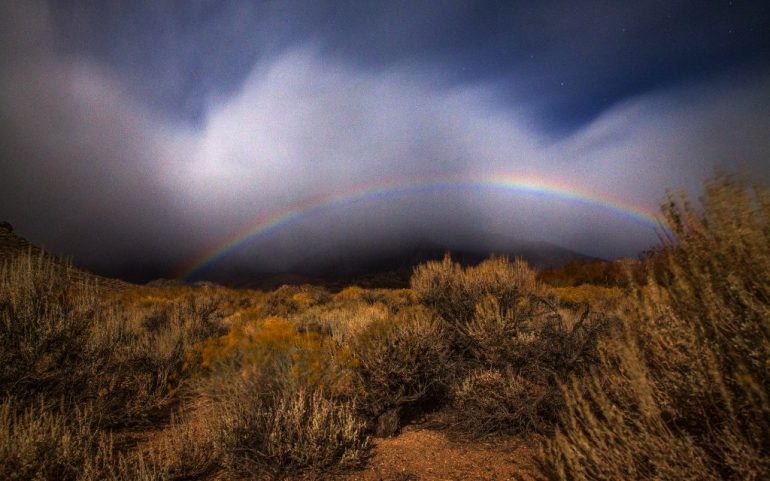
(332, 424), (539, 481)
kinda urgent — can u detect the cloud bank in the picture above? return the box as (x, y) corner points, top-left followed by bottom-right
(1, 0), (768, 280)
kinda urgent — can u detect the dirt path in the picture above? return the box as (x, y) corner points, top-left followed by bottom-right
(334, 427), (539, 481)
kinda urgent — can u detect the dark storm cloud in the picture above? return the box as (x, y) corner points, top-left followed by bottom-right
(48, 0), (770, 130)
(0, 0), (205, 279)
(1, 0), (769, 281)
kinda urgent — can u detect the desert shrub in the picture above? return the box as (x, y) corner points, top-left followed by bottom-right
(375, 288), (418, 310)
(333, 285), (368, 302)
(552, 284), (624, 309)
(188, 316), (358, 397)
(0, 398), (103, 481)
(450, 296), (608, 436)
(324, 302), (391, 345)
(411, 255), (563, 361)
(0, 396), (173, 481)
(98, 410), (221, 481)
(262, 285), (331, 318)
(348, 305), (452, 436)
(467, 296), (606, 376)
(411, 255), (541, 329)
(538, 259), (636, 287)
(0, 251), (228, 430)
(411, 256), (608, 436)
(213, 382), (369, 479)
(0, 254), (103, 407)
(334, 287), (416, 309)
(290, 299), (389, 340)
(83, 293), (226, 427)
(452, 368), (552, 435)
(542, 173), (770, 481)
(186, 315), (369, 477)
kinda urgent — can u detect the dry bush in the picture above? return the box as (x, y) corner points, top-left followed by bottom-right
(411, 255), (541, 329)
(451, 368), (551, 435)
(0, 249), (228, 439)
(290, 300), (378, 340)
(188, 316), (359, 397)
(411, 255), (562, 363)
(212, 381), (369, 479)
(347, 305), (452, 436)
(542, 173), (770, 481)
(333, 287), (416, 309)
(99, 410), (222, 481)
(538, 258), (636, 288)
(85, 294), (227, 427)
(451, 296), (607, 436)
(411, 256), (608, 436)
(0, 398), (103, 481)
(463, 295), (595, 370)
(551, 284), (624, 309)
(0, 254), (99, 405)
(373, 288), (418, 309)
(184, 315), (369, 478)
(290, 287), (416, 341)
(0, 251), (382, 479)
(324, 302), (391, 345)
(333, 286), (368, 302)
(262, 285), (332, 318)
(0, 396), (176, 481)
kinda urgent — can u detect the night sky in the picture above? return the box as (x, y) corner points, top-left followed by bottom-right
(1, 0), (769, 282)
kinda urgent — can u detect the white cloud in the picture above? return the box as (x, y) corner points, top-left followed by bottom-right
(2, 1), (768, 272)
(165, 47), (769, 259)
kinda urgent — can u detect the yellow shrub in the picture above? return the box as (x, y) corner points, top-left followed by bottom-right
(333, 286), (367, 302)
(189, 316), (358, 397)
(553, 284), (624, 308)
(291, 291), (317, 310)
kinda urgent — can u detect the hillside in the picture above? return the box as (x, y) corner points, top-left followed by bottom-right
(0, 222), (131, 291)
(200, 239), (598, 289)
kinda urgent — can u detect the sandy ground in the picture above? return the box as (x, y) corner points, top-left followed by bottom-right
(333, 426), (539, 481)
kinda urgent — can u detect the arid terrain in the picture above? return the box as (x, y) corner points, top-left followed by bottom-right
(1, 175), (768, 480)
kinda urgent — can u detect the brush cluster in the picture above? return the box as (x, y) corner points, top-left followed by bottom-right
(1, 173), (767, 480)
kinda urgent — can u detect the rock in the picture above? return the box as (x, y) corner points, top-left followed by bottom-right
(0, 221), (13, 232)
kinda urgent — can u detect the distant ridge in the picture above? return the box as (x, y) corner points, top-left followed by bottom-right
(0, 223), (131, 291)
(207, 240), (598, 290)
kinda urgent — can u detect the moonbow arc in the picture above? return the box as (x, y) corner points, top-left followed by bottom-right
(176, 176), (660, 280)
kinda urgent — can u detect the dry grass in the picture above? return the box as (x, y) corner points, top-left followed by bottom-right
(551, 284), (624, 309)
(0, 398), (102, 481)
(541, 173), (770, 481)
(213, 384), (369, 479)
(3, 172), (766, 480)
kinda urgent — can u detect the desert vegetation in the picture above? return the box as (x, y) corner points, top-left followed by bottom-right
(541, 174), (770, 481)
(1, 173), (767, 480)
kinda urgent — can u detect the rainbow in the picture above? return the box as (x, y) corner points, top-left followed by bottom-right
(176, 174), (661, 280)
